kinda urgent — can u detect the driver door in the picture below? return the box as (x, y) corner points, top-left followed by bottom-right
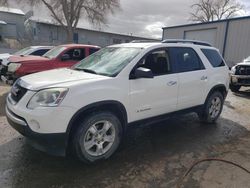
(129, 48), (179, 122)
(56, 48), (86, 68)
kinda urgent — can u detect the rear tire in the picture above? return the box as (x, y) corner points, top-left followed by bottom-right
(72, 112), (123, 163)
(198, 91), (224, 124)
(230, 84), (241, 92)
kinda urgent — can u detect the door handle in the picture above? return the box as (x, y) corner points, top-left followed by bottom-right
(201, 76), (208, 81)
(167, 81), (177, 86)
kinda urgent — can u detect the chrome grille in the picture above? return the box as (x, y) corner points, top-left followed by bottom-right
(10, 81), (27, 103)
(236, 66), (250, 75)
(0, 64), (7, 75)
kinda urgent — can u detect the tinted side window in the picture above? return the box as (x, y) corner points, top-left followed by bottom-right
(63, 48), (86, 61)
(31, 49), (50, 56)
(138, 48), (171, 76)
(170, 47), (204, 73)
(201, 49), (225, 67)
(89, 48), (99, 55)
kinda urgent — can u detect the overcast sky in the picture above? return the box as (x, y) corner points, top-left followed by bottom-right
(103, 0), (250, 39)
(8, 0), (250, 39)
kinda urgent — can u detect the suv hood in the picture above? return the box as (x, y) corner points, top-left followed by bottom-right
(237, 62), (250, 66)
(9, 55), (49, 63)
(20, 68), (107, 90)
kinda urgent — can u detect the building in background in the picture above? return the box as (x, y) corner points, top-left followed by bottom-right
(162, 16), (250, 67)
(26, 18), (150, 47)
(0, 7), (151, 50)
(0, 7), (26, 49)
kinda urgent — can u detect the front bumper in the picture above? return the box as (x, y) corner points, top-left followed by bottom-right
(230, 75), (250, 86)
(0, 64), (19, 84)
(5, 106), (67, 156)
(1, 75), (14, 85)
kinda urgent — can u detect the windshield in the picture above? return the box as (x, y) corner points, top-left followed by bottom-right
(14, 47), (33, 56)
(43, 46), (66, 59)
(73, 47), (142, 77)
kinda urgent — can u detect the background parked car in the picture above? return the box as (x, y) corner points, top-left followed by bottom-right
(1, 44), (100, 84)
(0, 46), (53, 67)
(0, 46), (53, 83)
(230, 56), (250, 92)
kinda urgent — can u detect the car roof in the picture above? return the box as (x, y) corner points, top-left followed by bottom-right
(110, 42), (160, 49)
(109, 42), (217, 50)
(60, 44), (100, 48)
(30, 46), (54, 49)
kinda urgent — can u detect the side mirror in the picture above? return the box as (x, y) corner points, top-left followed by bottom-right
(134, 67), (154, 79)
(61, 54), (70, 61)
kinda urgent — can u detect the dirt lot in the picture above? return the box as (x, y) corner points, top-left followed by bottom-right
(1, 82), (250, 188)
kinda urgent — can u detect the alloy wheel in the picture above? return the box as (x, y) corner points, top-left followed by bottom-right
(209, 96), (222, 119)
(83, 120), (116, 157)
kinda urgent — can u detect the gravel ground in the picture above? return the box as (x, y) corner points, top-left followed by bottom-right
(0, 82), (250, 188)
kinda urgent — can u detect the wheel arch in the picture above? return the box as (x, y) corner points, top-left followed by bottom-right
(198, 84), (226, 123)
(65, 100), (128, 150)
(206, 84), (228, 101)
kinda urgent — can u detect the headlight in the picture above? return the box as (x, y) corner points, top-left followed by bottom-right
(231, 66), (236, 74)
(8, 63), (21, 72)
(27, 88), (68, 109)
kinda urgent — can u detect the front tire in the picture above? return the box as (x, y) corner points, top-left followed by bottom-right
(72, 112), (123, 163)
(230, 84), (241, 92)
(198, 91), (224, 124)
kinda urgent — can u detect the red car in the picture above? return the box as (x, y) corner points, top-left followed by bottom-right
(1, 44), (100, 84)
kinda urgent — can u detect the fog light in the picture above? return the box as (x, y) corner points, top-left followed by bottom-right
(232, 77), (238, 83)
(29, 120), (40, 131)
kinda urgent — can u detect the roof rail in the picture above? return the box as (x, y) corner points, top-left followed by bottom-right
(162, 39), (212, 47)
(130, 40), (160, 43)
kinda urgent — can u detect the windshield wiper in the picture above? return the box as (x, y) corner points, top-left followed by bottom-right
(75, 68), (97, 74)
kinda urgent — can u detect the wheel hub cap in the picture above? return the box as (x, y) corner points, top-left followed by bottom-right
(209, 97), (222, 119)
(83, 120), (116, 157)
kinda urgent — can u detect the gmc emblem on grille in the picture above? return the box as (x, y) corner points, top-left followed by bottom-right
(11, 85), (20, 96)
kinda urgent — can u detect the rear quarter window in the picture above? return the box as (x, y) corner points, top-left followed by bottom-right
(201, 49), (225, 67)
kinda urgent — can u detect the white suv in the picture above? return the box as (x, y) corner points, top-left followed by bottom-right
(5, 40), (229, 163)
(230, 56), (250, 92)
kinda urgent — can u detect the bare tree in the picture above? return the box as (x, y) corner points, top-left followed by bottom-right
(190, 0), (244, 22)
(4, 0), (120, 42)
(0, 0), (9, 6)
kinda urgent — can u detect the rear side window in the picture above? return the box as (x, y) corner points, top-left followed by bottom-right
(31, 49), (50, 56)
(170, 47), (204, 73)
(201, 49), (225, 67)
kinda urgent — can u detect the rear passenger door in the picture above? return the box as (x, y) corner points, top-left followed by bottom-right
(169, 47), (208, 110)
